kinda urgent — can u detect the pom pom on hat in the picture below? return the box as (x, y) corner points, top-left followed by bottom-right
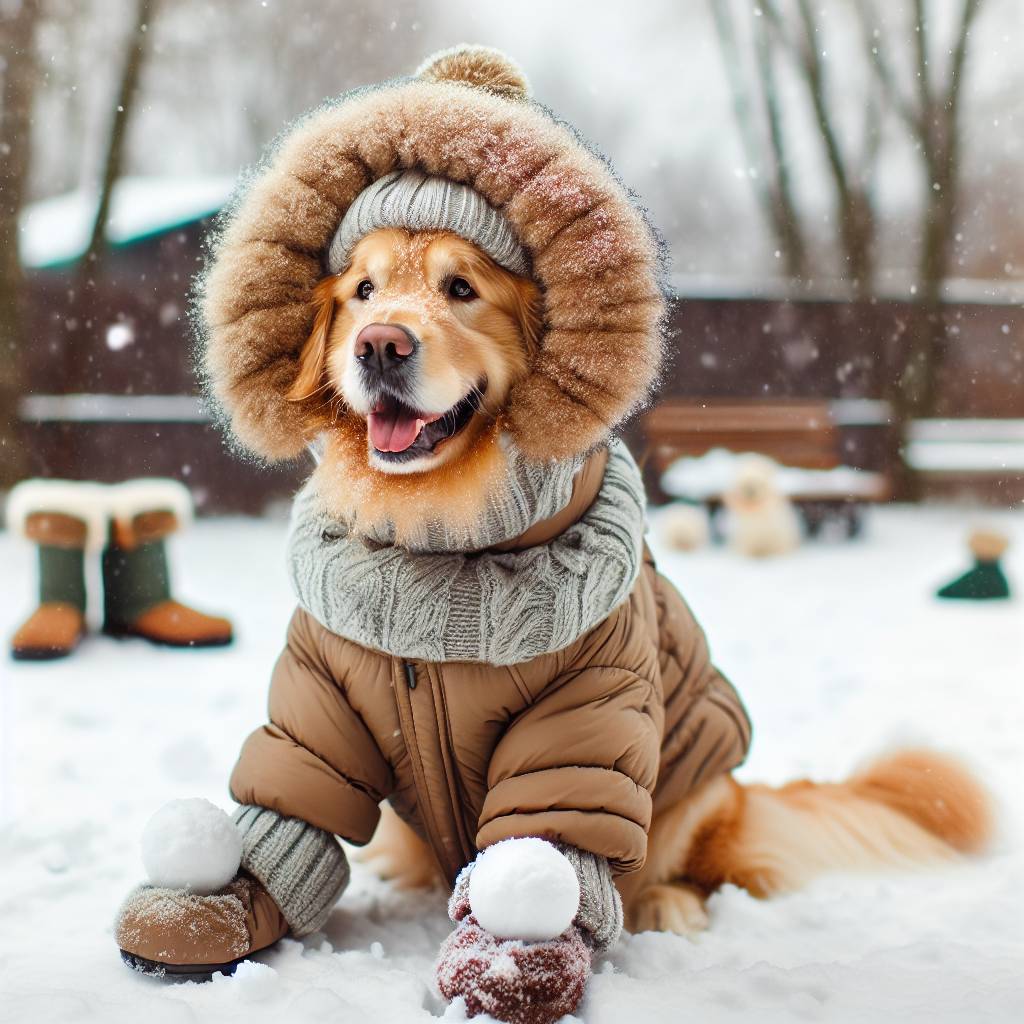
(416, 45), (530, 101)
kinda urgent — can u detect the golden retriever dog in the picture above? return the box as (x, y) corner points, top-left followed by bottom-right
(286, 228), (541, 545)
(282, 227), (992, 937)
(365, 752), (992, 936)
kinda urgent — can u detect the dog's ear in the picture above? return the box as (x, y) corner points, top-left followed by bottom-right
(286, 277), (338, 402)
(506, 275), (543, 355)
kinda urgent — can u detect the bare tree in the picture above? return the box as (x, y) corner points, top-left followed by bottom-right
(711, 0), (989, 501)
(0, 0), (42, 489)
(708, 0), (808, 280)
(79, 0), (158, 282)
(760, 0), (879, 297)
(857, 0), (987, 420)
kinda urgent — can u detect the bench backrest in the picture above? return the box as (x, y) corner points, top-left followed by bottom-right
(642, 400), (841, 472)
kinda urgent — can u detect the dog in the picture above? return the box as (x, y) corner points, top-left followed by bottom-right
(286, 228), (541, 546)
(163, 50), (995, 1020)
(284, 228), (992, 936)
(724, 453), (802, 557)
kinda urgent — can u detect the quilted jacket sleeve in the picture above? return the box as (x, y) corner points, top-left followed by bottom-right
(230, 608), (393, 844)
(475, 602), (662, 875)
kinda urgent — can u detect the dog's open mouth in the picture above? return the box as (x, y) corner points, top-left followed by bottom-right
(367, 382), (485, 462)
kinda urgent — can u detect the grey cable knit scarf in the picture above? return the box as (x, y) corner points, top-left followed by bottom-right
(287, 439), (646, 665)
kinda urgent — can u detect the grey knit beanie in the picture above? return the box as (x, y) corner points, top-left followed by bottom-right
(327, 168), (530, 276)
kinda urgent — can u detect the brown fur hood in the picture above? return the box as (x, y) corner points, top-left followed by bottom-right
(197, 45), (668, 464)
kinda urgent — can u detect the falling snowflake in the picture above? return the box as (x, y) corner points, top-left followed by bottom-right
(106, 323), (135, 351)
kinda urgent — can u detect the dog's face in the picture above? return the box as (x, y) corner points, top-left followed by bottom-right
(725, 457), (783, 513)
(289, 229), (540, 476)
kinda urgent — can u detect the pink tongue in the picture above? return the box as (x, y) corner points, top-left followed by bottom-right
(368, 409), (426, 452)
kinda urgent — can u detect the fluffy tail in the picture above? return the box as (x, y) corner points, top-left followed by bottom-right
(688, 750), (994, 898)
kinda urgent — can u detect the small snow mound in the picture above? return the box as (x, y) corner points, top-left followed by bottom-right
(229, 960), (279, 1003)
(141, 798), (241, 894)
(469, 837), (580, 941)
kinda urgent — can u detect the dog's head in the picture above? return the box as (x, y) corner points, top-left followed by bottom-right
(287, 228), (541, 478)
(724, 455), (784, 513)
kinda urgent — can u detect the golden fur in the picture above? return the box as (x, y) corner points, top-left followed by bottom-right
(286, 229), (541, 542)
(364, 749), (994, 936)
(200, 48), (665, 465)
(200, 46), (993, 942)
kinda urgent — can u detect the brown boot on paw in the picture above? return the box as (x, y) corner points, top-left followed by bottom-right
(115, 872), (288, 979)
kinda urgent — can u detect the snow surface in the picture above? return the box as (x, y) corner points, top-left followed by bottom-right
(1, 507), (1023, 1023)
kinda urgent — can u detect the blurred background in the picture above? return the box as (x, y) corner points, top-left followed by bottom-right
(2, 7), (1022, 1013)
(1, 0), (1022, 513)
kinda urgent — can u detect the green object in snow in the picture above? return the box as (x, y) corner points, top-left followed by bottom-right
(937, 559), (1011, 601)
(102, 539), (172, 628)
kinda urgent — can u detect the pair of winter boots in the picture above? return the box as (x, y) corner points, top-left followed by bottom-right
(7, 478), (232, 660)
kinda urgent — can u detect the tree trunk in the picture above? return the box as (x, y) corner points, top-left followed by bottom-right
(708, 0), (809, 281)
(894, 0), (983, 429)
(0, 0), (42, 490)
(78, 0), (157, 285)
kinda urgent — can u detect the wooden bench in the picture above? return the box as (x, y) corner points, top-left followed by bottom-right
(903, 419), (1024, 505)
(641, 399), (890, 537)
(643, 400), (842, 473)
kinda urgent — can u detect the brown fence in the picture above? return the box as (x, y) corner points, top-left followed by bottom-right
(16, 222), (1024, 513)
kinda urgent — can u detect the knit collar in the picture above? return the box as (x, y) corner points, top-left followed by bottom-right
(286, 440), (647, 665)
(332, 442), (594, 555)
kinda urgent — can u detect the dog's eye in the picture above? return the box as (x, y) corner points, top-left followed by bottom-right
(448, 277), (476, 301)
(356, 280), (374, 300)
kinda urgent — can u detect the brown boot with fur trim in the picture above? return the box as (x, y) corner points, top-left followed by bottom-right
(12, 603), (86, 660)
(100, 480), (233, 648)
(116, 872), (288, 979)
(6, 482), (105, 660)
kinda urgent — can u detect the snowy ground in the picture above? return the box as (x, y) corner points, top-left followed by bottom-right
(1, 505), (1022, 1023)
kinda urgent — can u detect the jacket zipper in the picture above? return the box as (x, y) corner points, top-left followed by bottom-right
(403, 660), (417, 689)
(395, 658), (470, 884)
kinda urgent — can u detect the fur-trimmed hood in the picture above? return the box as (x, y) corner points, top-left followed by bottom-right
(197, 45), (667, 464)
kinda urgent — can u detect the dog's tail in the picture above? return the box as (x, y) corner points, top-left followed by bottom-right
(687, 750), (994, 897)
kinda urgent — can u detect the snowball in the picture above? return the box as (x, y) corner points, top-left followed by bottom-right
(141, 798), (242, 894)
(468, 838), (580, 941)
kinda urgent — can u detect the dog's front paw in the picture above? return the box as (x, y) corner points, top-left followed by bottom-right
(626, 882), (709, 936)
(435, 916), (591, 1024)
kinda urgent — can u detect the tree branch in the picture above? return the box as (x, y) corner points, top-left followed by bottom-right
(855, 0), (923, 135)
(752, 8), (808, 278)
(80, 0), (159, 280)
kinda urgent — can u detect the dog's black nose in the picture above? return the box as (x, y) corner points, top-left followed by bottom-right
(356, 323), (417, 376)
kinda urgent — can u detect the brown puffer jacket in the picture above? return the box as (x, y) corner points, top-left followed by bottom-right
(230, 463), (751, 886)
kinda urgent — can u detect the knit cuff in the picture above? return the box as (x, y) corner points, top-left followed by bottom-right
(556, 844), (623, 953)
(233, 805), (349, 937)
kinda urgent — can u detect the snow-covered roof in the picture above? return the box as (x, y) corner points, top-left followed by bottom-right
(670, 272), (1024, 306)
(19, 175), (236, 269)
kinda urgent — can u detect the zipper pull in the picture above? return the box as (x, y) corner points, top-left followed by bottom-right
(403, 661), (418, 690)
